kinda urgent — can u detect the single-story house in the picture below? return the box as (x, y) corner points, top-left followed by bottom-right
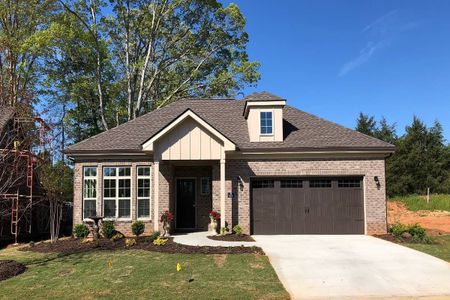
(65, 92), (395, 236)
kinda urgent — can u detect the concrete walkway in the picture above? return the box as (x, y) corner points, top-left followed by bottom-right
(254, 235), (450, 300)
(172, 231), (256, 247)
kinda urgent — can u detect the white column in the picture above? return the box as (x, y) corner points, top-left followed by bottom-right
(220, 158), (226, 229)
(153, 161), (160, 231)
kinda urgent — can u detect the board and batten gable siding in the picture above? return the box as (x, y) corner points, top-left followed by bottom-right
(155, 117), (225, 160)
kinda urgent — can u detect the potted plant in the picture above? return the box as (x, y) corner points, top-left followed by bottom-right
(208, 210), (220, 234)
(160, 210), (174, 237)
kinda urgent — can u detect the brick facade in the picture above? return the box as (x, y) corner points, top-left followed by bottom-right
(73, 157), (387, 237)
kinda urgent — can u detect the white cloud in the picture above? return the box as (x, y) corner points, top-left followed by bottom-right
(339, 10), (418, 77)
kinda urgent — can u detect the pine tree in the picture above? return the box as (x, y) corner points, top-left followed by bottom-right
(355, 112), (377, 136)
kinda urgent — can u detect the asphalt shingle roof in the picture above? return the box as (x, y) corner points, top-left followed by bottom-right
(66, 95), (394, 154)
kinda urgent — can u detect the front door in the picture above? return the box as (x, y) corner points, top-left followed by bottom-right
(176, 179), (196, 229)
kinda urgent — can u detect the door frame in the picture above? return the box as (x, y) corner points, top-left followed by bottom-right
(175, 177), (197, 230)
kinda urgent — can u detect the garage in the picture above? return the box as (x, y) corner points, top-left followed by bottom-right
(251, 177), (364, 234)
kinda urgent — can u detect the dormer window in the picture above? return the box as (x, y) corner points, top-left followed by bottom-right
(260, 111), (273, 135)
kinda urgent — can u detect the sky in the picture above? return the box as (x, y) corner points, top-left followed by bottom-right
(221, 0), (450, 141)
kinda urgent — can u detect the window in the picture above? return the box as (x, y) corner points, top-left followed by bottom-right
(280, 179), (303, 188)
(338, 179), (361, 188)
(83, 167), (97, 219)
(260, 111), (273, 134)
(103, 167), (131, 219)
(309, 179), (332, 188)
(252, 179), (274, 188)
(200, 177), (210, 195)
(137, 166), (151, 219)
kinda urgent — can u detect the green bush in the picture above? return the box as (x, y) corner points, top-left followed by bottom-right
(101, 221), (115, 239)
(73, 224), (90, 238)
(389, 223), (407, 238)
(145, 231), (160, 243)
(131, 221), (145, 237)
(233, 224), (243, 236)
(408, 224), (426, 239)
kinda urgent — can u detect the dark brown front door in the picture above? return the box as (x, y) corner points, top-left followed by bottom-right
(176, 179), (196, 229)
(251, 177), (364, 235)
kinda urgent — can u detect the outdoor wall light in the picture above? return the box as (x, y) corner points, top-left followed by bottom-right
(374, 176), (381, 188)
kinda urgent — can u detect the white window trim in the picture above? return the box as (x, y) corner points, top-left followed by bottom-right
(260, 110), (274, 136)
(103, 167), (132, 221)
(137, 166), (152, 220)
(83, 167), (97, 221)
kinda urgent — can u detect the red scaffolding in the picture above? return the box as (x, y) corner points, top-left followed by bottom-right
(0, 116), (49, 244)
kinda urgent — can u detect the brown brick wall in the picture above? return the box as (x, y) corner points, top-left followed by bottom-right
(74, 157), (387, 237)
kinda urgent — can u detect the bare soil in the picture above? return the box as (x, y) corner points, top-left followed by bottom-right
(0, 260), (26, 281)
(20, 237), (264, 255)
(387, 201), (450, 235)
(207, 234), (255, 242)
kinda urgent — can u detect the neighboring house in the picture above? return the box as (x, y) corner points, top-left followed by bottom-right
(65, 92), (395, 236)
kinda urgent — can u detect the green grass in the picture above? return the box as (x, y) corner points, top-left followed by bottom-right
(403, 235), (450, 262)
(0, 247), (288, 300)
(389, 194), (450, 211)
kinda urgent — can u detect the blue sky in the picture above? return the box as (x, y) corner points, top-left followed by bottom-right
(222, 0), (450, 141)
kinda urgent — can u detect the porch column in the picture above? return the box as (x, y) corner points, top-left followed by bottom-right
(220, 158), (226, 229)
(153, 160), (159, 231)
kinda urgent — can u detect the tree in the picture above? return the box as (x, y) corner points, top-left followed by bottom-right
(0, 0), (58, 106)
(355, 112), (377, 136)
(374, 117), (397, 144)
(39, 160), (73, 243)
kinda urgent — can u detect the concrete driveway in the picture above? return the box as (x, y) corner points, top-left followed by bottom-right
(254, 235), (450, 299)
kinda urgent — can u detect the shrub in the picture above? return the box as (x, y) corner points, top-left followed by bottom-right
(145, 231), (160, 243)
(111, 232), (124, 242)
(389, 223), (408, 238)
(407, 224), (426, 239)
(73, 224), (90, 238)
(102, 221), (115, 239)
(125, 238), (136, 247)
(220, 227), (227, 235)
(153, 237), (168, 246)
(233, 224), (243, 236)
(131, 221), (145, 237)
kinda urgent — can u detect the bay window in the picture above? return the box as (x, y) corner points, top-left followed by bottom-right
(103, 167), (131, 219)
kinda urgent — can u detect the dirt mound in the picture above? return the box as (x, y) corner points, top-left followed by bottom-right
(0, 260), (26, 281)
(387, 201), (450, 235)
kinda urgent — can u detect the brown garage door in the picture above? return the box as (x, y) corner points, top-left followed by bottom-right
(251, 177), (364, 234)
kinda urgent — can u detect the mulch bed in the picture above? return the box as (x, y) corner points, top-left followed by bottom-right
(207, 234), (255, 242)
(0, 260), (27, 281)
(20, 237), (264, 255)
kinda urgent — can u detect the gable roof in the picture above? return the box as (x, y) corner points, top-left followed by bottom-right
(0, 106), (15, 133)
(244, 91), (285, 101)
(65, 97), (395, 154)
(142, 109), (235, 152)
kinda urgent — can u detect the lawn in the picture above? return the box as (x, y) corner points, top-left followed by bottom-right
(0, 246), (289, 300)
(402, 235), (450, 262)
(389, 194), (450, 211)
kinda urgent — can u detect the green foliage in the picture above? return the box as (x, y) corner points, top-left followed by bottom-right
(221, 227), (227, 235)
(355, 114), (450, 196)
(389, 194), (450, 211)
(233, 224), (243, 236)
(111, 233), (124, 242)
(131, 221), (145, 237)
(389, 223), (432, 244)
(145, 231), (160, 243)
(125, 238), (136, 247)
(101, 221), (115, 239)
(73, 224), (90, 238)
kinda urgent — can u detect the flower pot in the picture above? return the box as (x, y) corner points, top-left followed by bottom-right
(208, 219), (218, 235)
(163, 222), (171, 237)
